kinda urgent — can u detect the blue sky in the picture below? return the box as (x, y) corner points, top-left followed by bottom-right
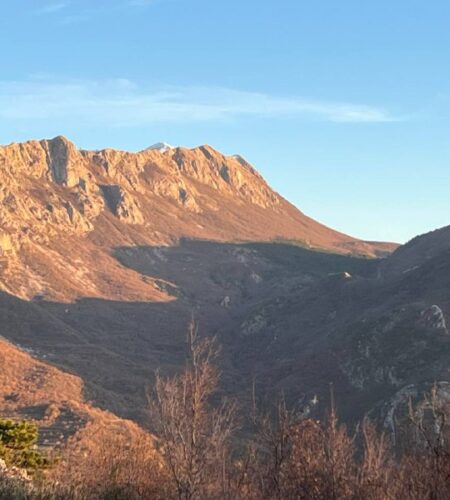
(1, 0), (450, 243)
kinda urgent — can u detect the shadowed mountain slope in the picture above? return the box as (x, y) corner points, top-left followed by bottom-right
(0, 232), (449, 432)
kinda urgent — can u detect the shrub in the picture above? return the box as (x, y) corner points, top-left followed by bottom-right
(0, 419), (49, 470)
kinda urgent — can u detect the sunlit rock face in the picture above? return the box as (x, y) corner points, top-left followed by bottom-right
(0, 135), (394, 301)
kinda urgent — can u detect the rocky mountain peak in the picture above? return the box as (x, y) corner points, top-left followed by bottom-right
(0, 136), (396, 300)
(41, 135), (82, 187)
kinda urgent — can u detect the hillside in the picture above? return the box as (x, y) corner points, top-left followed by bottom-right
(0, 229), (449, 433)
(2, 136), (446, 439)
(0, 336), (154, 461)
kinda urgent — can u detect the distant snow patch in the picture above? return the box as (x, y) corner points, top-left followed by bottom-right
(147, 142), (174, 153)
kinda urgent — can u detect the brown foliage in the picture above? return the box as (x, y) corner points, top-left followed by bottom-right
(45, 422), (169, 499)
(241, 388), (450, 500)
(8, 332), (450, 499)
(149, 322), (237, 499)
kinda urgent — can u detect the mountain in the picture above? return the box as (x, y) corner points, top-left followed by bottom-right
(3, 136), (446, 440)
(0, 136), (394, 301)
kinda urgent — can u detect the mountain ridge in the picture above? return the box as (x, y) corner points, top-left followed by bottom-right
(0, 136), (396, 301)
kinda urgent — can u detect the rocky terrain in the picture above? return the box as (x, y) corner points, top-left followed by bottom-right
(0, 136), (448, 443)
(0, 136), (394, 301)
(0, 336), (153, 459)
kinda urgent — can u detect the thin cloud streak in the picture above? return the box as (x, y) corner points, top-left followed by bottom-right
(30, 2), (178, 27)
(0, 78), (399, 127)
(37, 2), (70, 14)
(129, 0), (156, 5)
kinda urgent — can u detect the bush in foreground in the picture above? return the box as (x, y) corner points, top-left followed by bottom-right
(0, 419), (48, 470)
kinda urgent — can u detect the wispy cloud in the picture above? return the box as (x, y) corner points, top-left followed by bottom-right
(129, 0), (156, 5)
(35, 1), (160, 24)
(38, 2), (70, 14)
(0, 78), (398, 127)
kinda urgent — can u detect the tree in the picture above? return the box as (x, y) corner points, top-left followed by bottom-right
(149, 322), (236, 499)
(0, 419), (48, 469)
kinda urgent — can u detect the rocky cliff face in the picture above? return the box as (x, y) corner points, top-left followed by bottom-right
(0, 136), (283, 246)
(0, 137), (102, 247)
(0, 136), (395, 301)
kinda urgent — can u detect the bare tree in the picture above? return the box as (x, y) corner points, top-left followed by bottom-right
(399, 385), (450, 500)
(251, 395), (360, 499)
(252, 397), (297, 499)
(356, 419), (394, 500)
(149, 322), (236, 500)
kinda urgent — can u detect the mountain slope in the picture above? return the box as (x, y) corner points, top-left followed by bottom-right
(0, 136), (395, 301)
(0, 336), (154, 458)
(0, 230), (448, 430)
